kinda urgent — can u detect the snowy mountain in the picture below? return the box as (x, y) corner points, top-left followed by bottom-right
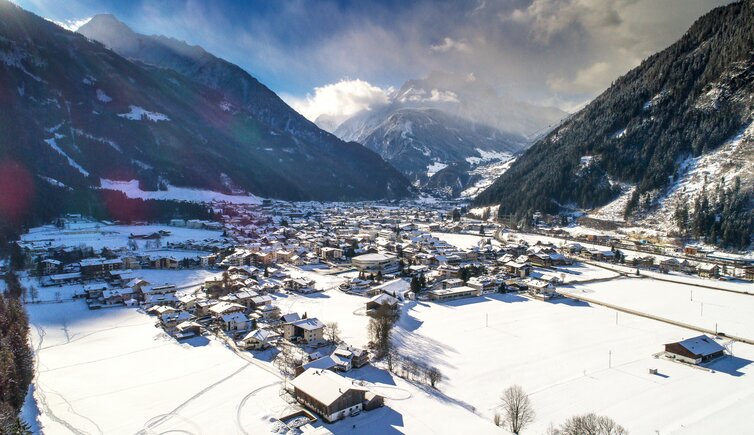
(0, 3), (411, 210)
(474, 1), (754, 248)
(334, 72), (566, 190)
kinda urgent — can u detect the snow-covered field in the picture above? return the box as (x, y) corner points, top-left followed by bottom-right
(21, 222), (223, 251)
(101, 179), (263, 204)
(22, 231), (754, 434)
(25, 274), (754, 434)
(26, 301), (290, 435)
(565, 277), (754, 339)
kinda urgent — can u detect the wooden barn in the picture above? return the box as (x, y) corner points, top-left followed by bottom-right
(664, 335), (725, 364)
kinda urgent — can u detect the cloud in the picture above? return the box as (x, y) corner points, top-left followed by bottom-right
(19, 0), (733, 112)
(431, 37), (471, 53)
(505, 0), (637, 44)
(283, 79), (391, 131)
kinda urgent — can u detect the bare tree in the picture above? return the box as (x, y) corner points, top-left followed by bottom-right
(325, 321), (341, 343)
(427, 366), (443, 388)
(497, 385), (535, 434)
(29, 286), (39, 303)
(368, 304), (397, 358)
(549, 413), (627, 435)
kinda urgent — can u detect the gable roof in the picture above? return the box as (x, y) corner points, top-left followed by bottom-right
(290, 369), (366, 406)
(673, 335), (725, 357)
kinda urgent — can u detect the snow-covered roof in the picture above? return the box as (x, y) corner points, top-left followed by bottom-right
(674, 335), (725, 357)
(291, 318), (325, 331)
(290, 369), (366, 406)
(368, 293), (399, 306)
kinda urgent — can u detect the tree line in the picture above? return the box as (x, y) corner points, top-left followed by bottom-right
(1, 271), (34, 433)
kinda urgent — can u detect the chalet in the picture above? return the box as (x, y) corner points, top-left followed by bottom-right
(290, 369), (380, 422)
(101, 288), (134, 305)
(527, 253), (552, 268)
(83, 283), (109, 300)
(336, 345), (369, 368)
(161, 311), (192, 330)
(256, 303), (281, 320)
(209, 301), (245, 318)
(698, 263), (720, 278)
(365, 294), (399, 317)
(149, 256), (179, 269)
(467, 276), (499, 294)
(664, 335), (725, 364)
(284, 278), (316, 294)
(240, 328), (273, 350)
(144, 293), (178, 307)
(174, 321), (202, 340)
(372, 278), (412, 300)
(222, 312), (252, 331)
(284, 318), (325, 343)
(745, 266), (754, 282)
(503, 261), (531, 278)
(524, 278), (556, 300)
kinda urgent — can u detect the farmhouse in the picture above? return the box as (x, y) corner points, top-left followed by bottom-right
(284, 318), (325, 343)
(664, 335), (726, 364)
(365, 294), (399, 317)
(240, 328), (273, 350)
(290, 369), (382, 422)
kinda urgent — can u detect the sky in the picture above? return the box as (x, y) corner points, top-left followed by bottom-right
(16, 0), (734, 125)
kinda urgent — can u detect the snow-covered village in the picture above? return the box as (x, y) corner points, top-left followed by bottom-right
(2, 193), (751, 434)
(2, 1), (754, 434)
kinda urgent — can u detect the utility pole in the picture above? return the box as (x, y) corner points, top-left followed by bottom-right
(690, 290), (693, 302)
(701, 302), (704, 317)
(486, 313), (488, 328)
(609, 350), (612, 368)
(615, 311), (618, 325)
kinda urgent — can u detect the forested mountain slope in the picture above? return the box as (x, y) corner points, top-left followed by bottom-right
(474, 1), (754, 248)
(0, 3), (411, 206)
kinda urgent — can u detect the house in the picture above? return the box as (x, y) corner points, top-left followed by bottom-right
(372, 278), (412, 300)
(503, 261), (531, 278)
(290, 369), (379, 422)
(240, 328), (273, 350)
(209, 301), (245, 318)
(222, 312), (252, 331)
(319, 247), (343, 262)
(365, 294), (399, 317)
(284, 318), (325, 343)
(256, 303), (281, 320)
(41, 259), (62, 275)
(161, 311), (192, 330)
(524, 278), (557, 300)
(698, 263), (720, 278)
(745, 266), (754, 281)
(337, 345), (369, 368)
(80, 258), (123, 278)
(174, 321), (202, 340)
(427, 286), (480, 302)
(664, 335), (725, 364)
(467, 276), (499, 294)
(284, 278), (317, 294)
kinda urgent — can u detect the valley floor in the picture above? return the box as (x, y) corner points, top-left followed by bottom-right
(24, 263), (754, 434)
